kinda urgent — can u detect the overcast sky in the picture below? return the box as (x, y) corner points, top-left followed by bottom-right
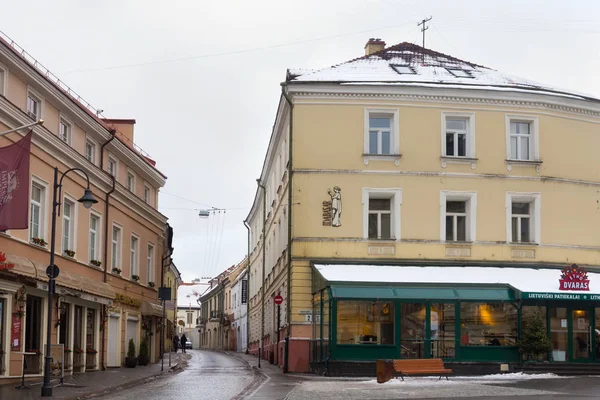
(2, 1), (599, 282)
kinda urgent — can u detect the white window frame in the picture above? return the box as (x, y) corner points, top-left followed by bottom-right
(130, 234), (139, 278)
(29, 177), (48, 242)
(147, 243), (155, 284)
(85, 137), (97, 164)
(440, 191), (477, 242)
(363, 108), (400, 165)
(107, 154), (118, 179)
(89, 212), (101, 264)
(362, 188), (402, 241)
(111, 224), (122, 271)
(58, 116), (72, 146)
(506, 192), (541, 244)
(26, 88), (42, 121)
(126, 170), (136, 192)
(61, 196), (77, 253)
(0, 62), (7, 96)
(143, 184), (151, 205)
(441, 112), (475, 159)
(505, 115), (540, 162)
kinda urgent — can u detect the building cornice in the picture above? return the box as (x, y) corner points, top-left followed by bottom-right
(0, 43), (166, 187)
(287, 83), (600, 119)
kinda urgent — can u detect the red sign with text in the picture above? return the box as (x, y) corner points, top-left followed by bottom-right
(11, 313), (21, 350)
(274, 295), (283, 305)
(559, 264), (589, 291)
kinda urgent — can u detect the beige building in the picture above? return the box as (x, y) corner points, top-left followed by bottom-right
(245, 39), (600, 373)
(0, 32), (168, 380)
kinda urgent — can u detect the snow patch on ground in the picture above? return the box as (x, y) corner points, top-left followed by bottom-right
(365, 372), (568, 386)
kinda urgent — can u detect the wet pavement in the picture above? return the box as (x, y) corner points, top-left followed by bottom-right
(95, 350), (258, 400)
(0, 352), (185, 400)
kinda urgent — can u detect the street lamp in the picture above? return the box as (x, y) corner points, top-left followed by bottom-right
(41, 167), (97, 397)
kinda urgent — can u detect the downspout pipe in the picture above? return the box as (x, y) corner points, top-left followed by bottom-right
(243, 220), (251, 354)
(99, 129), (116, 371)
(281, 84), (293, 373)
(256, 179), (266, 368)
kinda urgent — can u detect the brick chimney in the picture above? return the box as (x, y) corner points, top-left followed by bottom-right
(364, 38), (386, 56)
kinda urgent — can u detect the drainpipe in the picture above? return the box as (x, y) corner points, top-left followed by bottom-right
(281, 84), (293, 373)
(99, 129), (116, 371)
(243, 220), (251, 354)
(256, 179), (266, 368)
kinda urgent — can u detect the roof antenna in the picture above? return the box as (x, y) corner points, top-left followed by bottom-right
(417, 16), (432, 49)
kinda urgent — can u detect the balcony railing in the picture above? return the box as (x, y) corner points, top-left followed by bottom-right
(209, 310), (222, 321)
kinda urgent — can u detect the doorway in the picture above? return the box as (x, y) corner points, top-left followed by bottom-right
(549, 306), (595, 362)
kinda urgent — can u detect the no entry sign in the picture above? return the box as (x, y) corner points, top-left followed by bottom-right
(274, 295), (283, 305)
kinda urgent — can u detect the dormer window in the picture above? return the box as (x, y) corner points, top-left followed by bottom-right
(391, 64), (416, 75)
(446, 68), (473, 78)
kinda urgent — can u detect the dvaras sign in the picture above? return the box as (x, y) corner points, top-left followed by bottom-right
(559, 264), (589, 291)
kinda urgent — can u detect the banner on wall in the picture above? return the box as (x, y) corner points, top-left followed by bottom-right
(0, 131), (32, 230)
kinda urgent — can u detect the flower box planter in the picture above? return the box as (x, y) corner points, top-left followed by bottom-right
(131, 275), (140, 282)
(85, 353), (96, 370)
(64, 250), (75, 258)
(30, 238), (47, 247)
(24, 353), (42, 374)
(111, 268), (122, 275)
(90, 260), (102, 267)
(148, 282), (155, 288)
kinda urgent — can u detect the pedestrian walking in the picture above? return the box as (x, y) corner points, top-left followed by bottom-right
(173, 333), (179, 353)
(181, 334), (187, 353)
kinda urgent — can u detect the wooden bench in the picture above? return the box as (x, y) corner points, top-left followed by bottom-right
(376, 359), (452, 383)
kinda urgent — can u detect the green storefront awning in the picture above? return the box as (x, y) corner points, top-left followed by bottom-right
(330, 285), (515, 301)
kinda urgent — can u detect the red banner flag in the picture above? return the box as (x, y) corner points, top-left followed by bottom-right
(0, 131), (32, 230)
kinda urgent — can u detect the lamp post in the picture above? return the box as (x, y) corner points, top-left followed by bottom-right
(41, 167), (97, 397)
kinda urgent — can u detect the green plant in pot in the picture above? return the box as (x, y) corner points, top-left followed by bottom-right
(519, 309), (552, 362)
(125, 338), (137, 368)
(138, 338), (149, 366)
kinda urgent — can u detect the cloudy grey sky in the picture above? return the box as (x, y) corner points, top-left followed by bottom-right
(2, 0), (599, 281)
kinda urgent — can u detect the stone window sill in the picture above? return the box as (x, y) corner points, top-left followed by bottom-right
(505, 159), (543, 172)
(362, 154), (402, 166)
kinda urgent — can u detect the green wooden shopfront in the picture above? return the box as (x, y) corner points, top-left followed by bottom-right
(310, 264), (600, 371)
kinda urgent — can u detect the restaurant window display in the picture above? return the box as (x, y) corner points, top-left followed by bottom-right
(430, 304), (456, 358)
(460, 303), (517, 346)
(337, 301), (394, 345)
(400, 303), (426, 358)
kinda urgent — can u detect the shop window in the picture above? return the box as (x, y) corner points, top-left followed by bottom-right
(336, 301), (394, 345)
(431, 303), (456, 359)
(460, 302), (517, 346)
(74, 305), (84, 353)
(86, 309), (96, 351)
(400, 303), (426, 358)
(24, 295), (42, 373)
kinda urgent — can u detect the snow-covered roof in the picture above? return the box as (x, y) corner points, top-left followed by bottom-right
(288, 42), (598, 102)
(177, 281), (210, 308)
(315, 264), (600, 295)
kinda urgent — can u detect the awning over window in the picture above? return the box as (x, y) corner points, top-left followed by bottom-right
(3, 253), (115, 303)
(330, 286), (514, 301)
(316, 264), (600, 301)
(142, 301), (163, 317)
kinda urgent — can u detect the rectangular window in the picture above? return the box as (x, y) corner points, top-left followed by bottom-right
(441, 191), (477, 243)
(107, 157), (117, 178)
(511, 202), (531, 243)
(85, 139), (96, 163)
(336, 301), (394, 345)
(59, 119), (71, 145)
(0, 66), (5, 96)
(445, 118), (467, 157)
(130, 236), (139, 277)
(368, 116), (392, 155)
(430, 304), (456, 359)
(368, 198), (391, 239)
(147, 244), (154, 284)
(30, 182), (44, 241)
(144, 185), (151, 204)
(187, 313), (193, 325)
(510, 121), (530, 160)
(400, 303), (426, 358)
(111, 226), (121, 271)
(62, 199), (75, 253)
(445, 201), (467, 241)
(26, 91), (41, 120)
(364, 109), (399, 160)
(89, 214), (100, 263)
(460, 302), (517, 346)
(127, 172), (135, 192)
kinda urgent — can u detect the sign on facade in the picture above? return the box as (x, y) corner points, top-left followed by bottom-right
(241, 280), (248, 304)
(11, 313), (20, 350)
(559, 264), (589, 291)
